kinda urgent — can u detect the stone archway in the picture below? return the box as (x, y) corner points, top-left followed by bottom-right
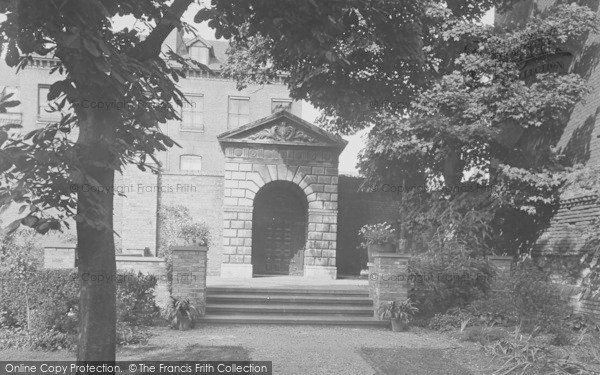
(252, 181), (308, 276)
(217, 111), (347, 279)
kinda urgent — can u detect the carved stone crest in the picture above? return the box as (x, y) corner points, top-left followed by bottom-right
(247, 121), (318, 143)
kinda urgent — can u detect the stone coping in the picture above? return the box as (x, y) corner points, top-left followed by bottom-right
(161, 172), (225, 178)
(371, 254), (513, 260)
(44, 244), (75, 249)
(171, 245), (208, 252)
(372, 253), (410, 259)
(116, 255), (165, 262)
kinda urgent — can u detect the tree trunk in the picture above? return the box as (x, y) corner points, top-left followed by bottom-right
(75, 109), (117, 361)
(443, 148), (464, 188)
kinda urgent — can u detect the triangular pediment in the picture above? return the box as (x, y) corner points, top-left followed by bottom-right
(217, 111), (347, 149)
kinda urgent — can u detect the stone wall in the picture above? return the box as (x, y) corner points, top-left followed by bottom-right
(116, 255), (168, 307)
(337, 176), (402, 275)
(42, 248), (169, 307)
(41, 248), (212, 316)
(43, 247), (76, 269)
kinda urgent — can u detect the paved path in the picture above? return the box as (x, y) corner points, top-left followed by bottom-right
(127, 325), (494, 375)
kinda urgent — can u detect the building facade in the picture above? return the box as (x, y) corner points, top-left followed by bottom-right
(1, 31), (382, 279)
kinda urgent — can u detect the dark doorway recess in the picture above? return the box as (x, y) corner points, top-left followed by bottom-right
(252, 181), (308, 276)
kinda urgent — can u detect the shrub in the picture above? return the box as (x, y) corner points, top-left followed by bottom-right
(116, 271), (159, 326)
(408, 245), (496, 316)
(483, 329), (588, 375)
(457, 326), (509, 344)
(0, 269), (79, 329)
(29, 328), (75, 351)
(427, 309), (477, 332)
(0, 268), (159, 350)
(468, 259), (571, 334)
(158, 205), (211, 293)
(0, 326), (29, 350)
(358, 222), (397, 247)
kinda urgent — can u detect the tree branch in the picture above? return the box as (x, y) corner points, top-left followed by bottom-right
(128, 0), (193, 61)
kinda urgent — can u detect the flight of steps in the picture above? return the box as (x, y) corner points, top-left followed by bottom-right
(200, 286), (389, 328)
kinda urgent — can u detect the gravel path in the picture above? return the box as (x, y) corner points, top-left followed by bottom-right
(132, 325), (497, 375)
(1, 325), (498, 374)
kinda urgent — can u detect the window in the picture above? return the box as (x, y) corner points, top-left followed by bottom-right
(228, 97), (250, 129)
(38, 85), (61, 119)
(180, 155), (202, 172)
(38, 85), (51, 115)
(181, 94), (204, 131)
(189, 45), (209, 65)
(271, 99), (292, 113)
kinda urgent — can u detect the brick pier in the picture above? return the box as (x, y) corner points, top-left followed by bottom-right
(370, 254), (410, 319)
(171, 246), (208, 314)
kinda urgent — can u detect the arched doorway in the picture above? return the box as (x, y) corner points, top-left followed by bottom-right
(252, 181), (308, 276)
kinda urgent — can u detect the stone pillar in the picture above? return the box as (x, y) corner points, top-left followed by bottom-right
(171, 246), (208, 315)
(303, 170), (339, 279)
(221, 204), (254, 278)
(370, 254), (410, 320)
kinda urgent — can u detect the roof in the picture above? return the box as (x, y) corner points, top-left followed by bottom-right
(183, 36), (230, 70)
(217, 110), (348, 150)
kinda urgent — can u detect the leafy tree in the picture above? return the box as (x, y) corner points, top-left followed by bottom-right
(0, 0), (201, 361)
(197, 0), (516, 134)
(201, 1), (599, 256)
(359, 3), (598, 254)
(0, 2), (510, 360)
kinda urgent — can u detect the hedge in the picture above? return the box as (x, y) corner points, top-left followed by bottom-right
(0, 268), (158, 349)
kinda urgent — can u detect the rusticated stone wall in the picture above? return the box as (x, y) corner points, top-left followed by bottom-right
(221, 145), (340, 279)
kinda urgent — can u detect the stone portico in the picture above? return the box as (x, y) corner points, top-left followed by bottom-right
(217, 111), (347, 279)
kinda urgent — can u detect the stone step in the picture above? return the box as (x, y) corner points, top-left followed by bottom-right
(206, 293), (373, 305)
(198, 314), (389, 328)
(207, 286), (369, 296)
(206, 303), (374, 316)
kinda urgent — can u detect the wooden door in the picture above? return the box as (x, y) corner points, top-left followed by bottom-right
(252, 182), (307, 275)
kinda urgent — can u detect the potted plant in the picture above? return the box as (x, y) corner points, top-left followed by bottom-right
(377, 299), (419, 332)
(163, 296), (202, 331)
(359, 222), (397, 261)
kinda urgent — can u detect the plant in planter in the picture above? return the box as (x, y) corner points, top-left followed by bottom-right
(359, 222), (397, 261)
(180, 222), (211, 247)
(163, 296), (202, 331)
(377, 299), (419, 332)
